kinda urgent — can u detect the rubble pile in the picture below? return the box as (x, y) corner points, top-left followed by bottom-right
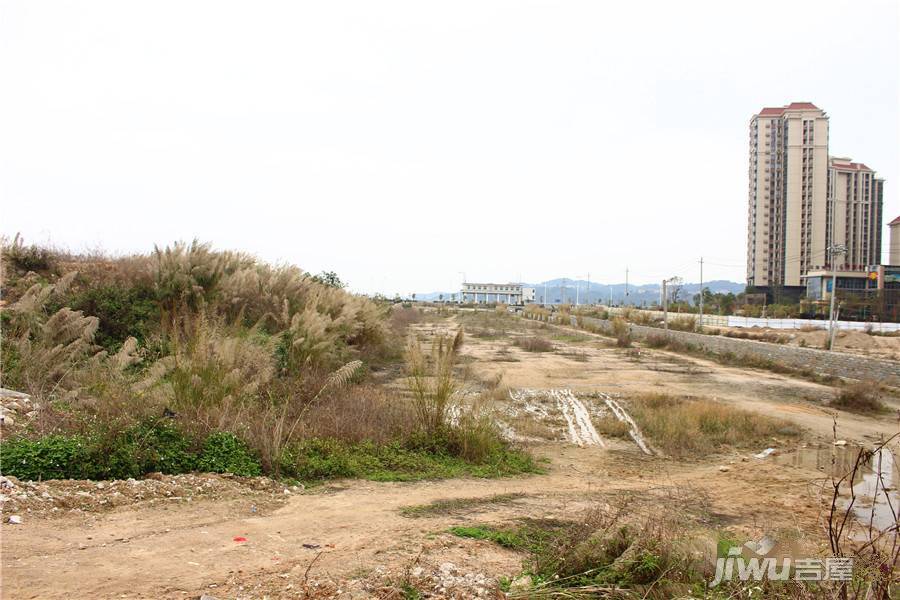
(0, 388), (37, 429)
(0, 472), (297, 518)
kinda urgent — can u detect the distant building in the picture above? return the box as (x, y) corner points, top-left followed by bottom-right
(827, 158), (884, 271)
(747, 102), (829, 293)
(460, 283), (532, 305)
(890, 215), (900, 265)
(747, 102), (884, 299)
(803, 266), (900, 321)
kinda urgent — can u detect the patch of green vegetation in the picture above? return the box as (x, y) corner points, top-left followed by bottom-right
(66, 283), (159, 352)
(450, 516), (702, 596)
(400, 492), (526, 518)
(0, 423), (263, 480)
(400, 583), (422, 600)
(449, 525), (528, 549)
(197, 432), (262, 476)
(279, 438), (539, 484)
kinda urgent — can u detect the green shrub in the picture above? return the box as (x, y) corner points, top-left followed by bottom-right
(4, 236), (58, 274)
(278, 437), (537, 483)
(0, 435), (96, 480)
(0, 422), (200, 480)
(198, 432), (262, 476)
(67, 284), (158, 352)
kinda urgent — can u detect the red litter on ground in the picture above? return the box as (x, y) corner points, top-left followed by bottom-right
(233, 536), (248, 543)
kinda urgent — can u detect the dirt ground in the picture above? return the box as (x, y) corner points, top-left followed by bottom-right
(2, 313), (899, 599)
(717, 325), (900, 362)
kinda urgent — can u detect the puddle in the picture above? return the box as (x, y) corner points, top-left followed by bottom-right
(775, 444), (899, 540)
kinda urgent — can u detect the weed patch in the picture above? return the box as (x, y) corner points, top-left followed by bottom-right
(278, 438), (539, 484)
(513, 336), (554, 352)
(400, 492), (526, 518)
(624, 394), (800, 457)
(831, 382), (885, 413)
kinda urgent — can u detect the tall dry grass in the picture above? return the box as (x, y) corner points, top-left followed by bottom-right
(405, 330), (463, 434)
(625, 393), (799, 456)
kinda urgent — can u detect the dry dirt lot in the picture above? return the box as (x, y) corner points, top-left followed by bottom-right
(2, 312), (898, 599)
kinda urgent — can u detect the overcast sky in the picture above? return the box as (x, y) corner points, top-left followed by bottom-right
(2, 1), (897, 295)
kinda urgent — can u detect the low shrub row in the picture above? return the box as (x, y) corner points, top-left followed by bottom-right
(0, 424), (261, 480)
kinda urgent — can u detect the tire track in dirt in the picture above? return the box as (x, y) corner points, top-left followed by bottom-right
(597, 392), (655, 455)
(551, 389), (604, 447)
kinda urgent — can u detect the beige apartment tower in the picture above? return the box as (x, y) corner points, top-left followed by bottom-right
(747, 102), (884, 295)
(747, 102), (829, 292)
(827, 158), (884, 270)
(889, 216), (900, 265)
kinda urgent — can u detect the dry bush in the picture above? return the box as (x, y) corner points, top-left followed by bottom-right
(825, 437), (899, 599)
(405, 332), (461, 434)
(137, 316), (277, 430)
(668, 315), (697, 332)
(1, 273), (102, 396)
(524, 305), (550, 322)
(300, 384), (416, 443)
(831, 382), (885, 413)
(610, 317), (632, 347)
(593, 416), (632, 439)
(643, 333), (670, 349)
(723, 329), (789, 344)
(389, 305), (422, 335)
(513, 336), (555, 352)
(625, 393), (800, 456)
(627, 310), (655, 326)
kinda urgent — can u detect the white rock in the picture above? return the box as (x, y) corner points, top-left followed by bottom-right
(7, 515), (23, 524)
(718, 466), (730, 472)
(1, 415), (14, 427)
(834, 440), (848, 447)
(754, 448), (777, 459)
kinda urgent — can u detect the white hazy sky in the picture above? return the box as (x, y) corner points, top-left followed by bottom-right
(1, 1), (898, 295)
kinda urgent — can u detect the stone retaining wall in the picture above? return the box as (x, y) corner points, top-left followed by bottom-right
(571, 315), (900, 386)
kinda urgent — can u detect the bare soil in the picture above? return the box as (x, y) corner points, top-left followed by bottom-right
(2, 312), (898, 599)
(717, 325), (900, 362)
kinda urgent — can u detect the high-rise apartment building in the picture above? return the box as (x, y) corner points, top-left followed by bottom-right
(747, 102), (884, 296)
(747, 102), (829, 292)
(827, 158), (884, 270)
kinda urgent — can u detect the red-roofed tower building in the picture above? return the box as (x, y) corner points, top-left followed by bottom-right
(827, 157), (885, 270)
(747, 102), (830, 298)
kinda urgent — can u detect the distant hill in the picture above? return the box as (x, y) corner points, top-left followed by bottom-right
(414, 279), (745, 304)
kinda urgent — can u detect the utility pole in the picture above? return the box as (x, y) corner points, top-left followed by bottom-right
(575, 279), (579, 306)
(662, 276), (681, 333)
(625, 267), (629, 304)
(698, 257), (704, 332)
(828, 245), (847, 351)
(662, 279), (668, 332)
(543, 282), (548, 307)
